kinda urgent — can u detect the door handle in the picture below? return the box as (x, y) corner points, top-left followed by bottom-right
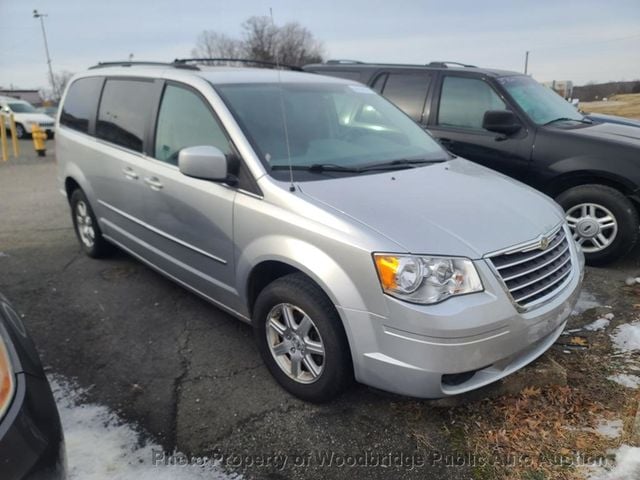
(122, 166), (138, 180)
(439, 137), (453, 147)
(144, 176), (164, 191)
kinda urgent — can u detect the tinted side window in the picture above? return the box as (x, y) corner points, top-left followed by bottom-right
(60, 77), (103, 133)
(96, 79), (154, 152)
(154, 84), (232, 165)
(437, 76), (506, 129)
(381, 73), (431, 122)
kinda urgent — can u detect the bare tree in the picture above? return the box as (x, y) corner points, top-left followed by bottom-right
(191, 16), (324, 68)
(191, 31), (243, 62)
(51, 70), (74, 102)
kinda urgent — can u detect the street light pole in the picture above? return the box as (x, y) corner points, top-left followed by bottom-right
(524, 50), (530, 75)
(33, 10), (58, 100)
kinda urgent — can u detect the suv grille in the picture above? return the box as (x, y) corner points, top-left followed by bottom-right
(488, 226), (573, 309)
(39, 122), (54, 127)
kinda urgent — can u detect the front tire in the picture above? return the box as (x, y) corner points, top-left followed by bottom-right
(556, 184), (639, 265)
(70, 189), (113, 258)
(15, 123), (25, 139)
(253, 273), (353, 402)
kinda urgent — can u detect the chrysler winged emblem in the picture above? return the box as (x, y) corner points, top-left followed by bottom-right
(539, 236), (550, 250)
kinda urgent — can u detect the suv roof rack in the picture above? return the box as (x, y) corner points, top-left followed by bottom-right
(427, 61), (477, 68)
(89, 61), (200, 71)
(173, 58), (303, 71)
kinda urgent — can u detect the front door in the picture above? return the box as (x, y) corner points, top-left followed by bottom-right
(427, 74), (534, 182)
(135, 82), (241, 313)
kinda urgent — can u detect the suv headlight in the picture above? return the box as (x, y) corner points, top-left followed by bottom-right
(0, 334), (15, 419)
(373, 254), (483, 304)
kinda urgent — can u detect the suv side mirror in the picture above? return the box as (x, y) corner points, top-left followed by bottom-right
(178, 146), (228, 181)
(482, 110), (521, 136)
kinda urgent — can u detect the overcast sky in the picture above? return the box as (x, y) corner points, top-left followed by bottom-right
(1, 0), (638, 91)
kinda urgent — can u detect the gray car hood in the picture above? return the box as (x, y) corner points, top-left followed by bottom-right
(298, 158), (564, 259)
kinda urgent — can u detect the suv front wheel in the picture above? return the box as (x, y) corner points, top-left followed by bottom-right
(556, 184), (639, 265)
(253, 273), (353, 402)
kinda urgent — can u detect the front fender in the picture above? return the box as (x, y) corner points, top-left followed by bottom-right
(236, 235), (370, 314)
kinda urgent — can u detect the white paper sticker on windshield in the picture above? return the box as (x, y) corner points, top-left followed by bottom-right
(349, 85), (375, 94)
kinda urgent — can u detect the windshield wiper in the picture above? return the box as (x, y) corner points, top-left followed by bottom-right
(270, 159), (445, 174)
(544, 117), (593, 126)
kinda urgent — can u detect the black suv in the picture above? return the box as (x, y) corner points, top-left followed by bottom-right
(304, 60), (640, 265)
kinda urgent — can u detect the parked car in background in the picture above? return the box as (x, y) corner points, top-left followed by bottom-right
(0, 293), (66, 479)
(37, 105), (59, 118)
(304, 61), (640, 265)
(56, 61), (582, 402)
(0, 96), (55, 139)
(584, 112), (640, 128)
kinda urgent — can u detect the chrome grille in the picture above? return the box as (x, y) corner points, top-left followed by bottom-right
(488, 226), (573, 309)
(39, 122), (54, 127)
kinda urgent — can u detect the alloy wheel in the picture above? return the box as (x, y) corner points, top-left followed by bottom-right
(565, 202), (618, 253)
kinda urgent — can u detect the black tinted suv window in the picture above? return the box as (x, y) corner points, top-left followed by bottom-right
(96, 79), (154, 152)
(437, 76), (506, 129)
(60, 77), (103, 134)
(381, 73), (431, 122)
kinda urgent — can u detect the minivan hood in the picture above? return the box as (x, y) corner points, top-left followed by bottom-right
(298, 158), (564, 259)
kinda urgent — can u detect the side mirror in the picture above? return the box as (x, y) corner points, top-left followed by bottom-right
(482, 110), (521, 136)
(178, 146), (228, 181)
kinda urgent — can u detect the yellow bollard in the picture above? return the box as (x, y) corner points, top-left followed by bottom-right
(8, 114), (19, 158)
(0, 114), (8, 162)
(31, 124), (47, 157)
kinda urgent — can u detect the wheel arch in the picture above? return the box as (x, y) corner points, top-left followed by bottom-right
(546, 170), (638, 204)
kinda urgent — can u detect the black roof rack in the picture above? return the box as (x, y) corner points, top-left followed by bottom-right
(427, 61), (477, 68)
(89, 61), (200, 71)
(325, 59), (365, 65)
(173, 58), (303, 71)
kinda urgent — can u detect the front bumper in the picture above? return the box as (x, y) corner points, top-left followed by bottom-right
(0, 372), (66, 479)
(340, 241), (584, 398)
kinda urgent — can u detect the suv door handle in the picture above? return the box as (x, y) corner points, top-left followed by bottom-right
(122, 166), (138, 180)
(144, 176), (163, 191)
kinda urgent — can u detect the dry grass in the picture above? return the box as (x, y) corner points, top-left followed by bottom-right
(580, 93), (640, 119)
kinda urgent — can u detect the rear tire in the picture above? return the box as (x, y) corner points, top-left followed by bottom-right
(253, 273), (353, 402)
(556, 184), (638, 265)
(70, 189), (113, 258)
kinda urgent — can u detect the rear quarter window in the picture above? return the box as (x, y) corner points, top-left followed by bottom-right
(60, 77), (104, 134)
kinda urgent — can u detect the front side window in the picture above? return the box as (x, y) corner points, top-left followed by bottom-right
(60, 77), (103, 133)
(96, 79), (154, 152)
(381, 73), (431, 122)
(154, 85), (231, 165)
(215, 82), (448, 179)
(437, 76), (506, 129)
(497, 75), (584, 125)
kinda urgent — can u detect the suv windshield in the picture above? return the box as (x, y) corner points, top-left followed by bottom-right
(215, 82), (448, 176)
(8, 102), (38, 113)
(497, 76), (584, 125)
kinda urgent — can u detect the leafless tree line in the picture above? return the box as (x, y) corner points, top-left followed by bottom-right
(191, 16), (324, 67)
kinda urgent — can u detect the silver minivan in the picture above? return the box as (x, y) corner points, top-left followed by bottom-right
(56, 62), (584, 402)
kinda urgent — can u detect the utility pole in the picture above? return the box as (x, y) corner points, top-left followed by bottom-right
(33, 10), (58, 100)
(524, 50), (530, 75)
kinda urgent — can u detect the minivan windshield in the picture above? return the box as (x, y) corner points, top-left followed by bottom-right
(8, 102), (37, 113)
(497, 76), (584, 125)
(215, 82), (449, 176)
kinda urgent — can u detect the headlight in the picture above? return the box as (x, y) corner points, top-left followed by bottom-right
(373, 254), (483, 304)
(0, 335), (15, 419)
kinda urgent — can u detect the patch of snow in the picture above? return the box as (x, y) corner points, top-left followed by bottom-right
(50, 376), (236, 480)
(595, 419), (624, 439)
(585, 318), (611, 332)
(588, 445), (640, 480)
(571, 290), (602, 315)
(610, 322), (640, 353)
(608, 374), (640, 389)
